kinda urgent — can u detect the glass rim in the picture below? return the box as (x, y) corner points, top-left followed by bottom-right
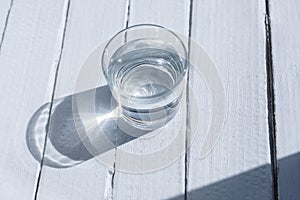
(101, 24), (188, 100)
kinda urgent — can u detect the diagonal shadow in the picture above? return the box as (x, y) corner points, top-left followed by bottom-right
(168, 152), (300, 200)
(26, 85), (149, 168)
(278, 152), (300, 200)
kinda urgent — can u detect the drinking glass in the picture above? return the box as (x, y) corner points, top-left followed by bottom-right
(102, 24), (187, 130)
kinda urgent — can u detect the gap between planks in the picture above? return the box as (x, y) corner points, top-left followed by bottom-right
(184, 0), (194, 200)
(0, 0), (14, 55)
(264, 0), (278, 199)
(33, 0), (71, 199)
(109, 0), (131, 198)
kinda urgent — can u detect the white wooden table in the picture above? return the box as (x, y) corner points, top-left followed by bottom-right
(0, 0), (299, 199)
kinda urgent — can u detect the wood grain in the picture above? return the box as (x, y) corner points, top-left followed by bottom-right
(112, 1), (190, 199)
(185, 0), (273, 199)
(270, 0), (300, 199)
(0, 0), (68, 199)
(36, 1), (128, 200)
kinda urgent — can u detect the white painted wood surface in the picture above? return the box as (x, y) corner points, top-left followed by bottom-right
(185, 0), (273, 199)
(36, 1), (128, 200)
(270, 0), (300, 199)
(0, 0), (68, 199)
(4, 0), (300, 199)
(38, 0), (191, 199)
(113, 1), (190, 199)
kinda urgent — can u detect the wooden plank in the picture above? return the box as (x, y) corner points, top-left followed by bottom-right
(185, 0), (273, 199)
(0, 0), (68, 199)
(270, 0), (300, 199)
(35, 1), (128, 199)
(112, 0), (190, 199)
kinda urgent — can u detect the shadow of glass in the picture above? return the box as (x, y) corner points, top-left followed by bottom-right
(26, 85), (149, 168)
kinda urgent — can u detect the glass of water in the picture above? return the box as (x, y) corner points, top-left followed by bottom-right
(102, 24), (188, 130)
